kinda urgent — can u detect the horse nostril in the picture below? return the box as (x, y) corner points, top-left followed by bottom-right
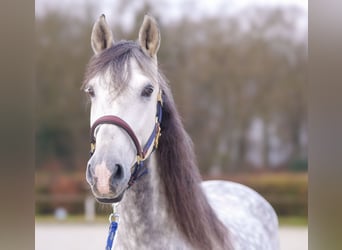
(86, 163), (95, 186)
(112, 164), (123, 180)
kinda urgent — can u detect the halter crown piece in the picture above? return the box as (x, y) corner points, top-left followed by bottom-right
(89, 89), (163, 188)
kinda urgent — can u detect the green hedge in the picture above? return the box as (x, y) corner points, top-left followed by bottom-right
(36, 172), (307, 217)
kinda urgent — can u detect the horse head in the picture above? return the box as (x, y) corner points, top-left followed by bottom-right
(83, 15), (162, 203)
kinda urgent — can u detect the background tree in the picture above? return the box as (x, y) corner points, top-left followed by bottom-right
(35, 1), (307, 175)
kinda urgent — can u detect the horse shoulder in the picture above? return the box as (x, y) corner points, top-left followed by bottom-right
(201, 180), (279, 250)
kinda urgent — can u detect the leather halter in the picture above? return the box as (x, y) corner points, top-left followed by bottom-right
(89, 90), (163, 188)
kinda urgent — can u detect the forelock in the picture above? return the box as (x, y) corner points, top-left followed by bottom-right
(82, 40), (159, 92)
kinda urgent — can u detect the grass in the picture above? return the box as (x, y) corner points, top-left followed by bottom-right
(35, 214), (108, 224)
(36, 214), (308, 227)
(278, 216), (308, 226)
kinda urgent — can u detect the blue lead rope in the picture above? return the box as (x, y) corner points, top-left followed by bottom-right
(106, 221), (118, 250)
(106, 204), (119, 250)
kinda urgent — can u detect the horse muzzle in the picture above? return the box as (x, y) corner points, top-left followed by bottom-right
(86, 159), (128, 203)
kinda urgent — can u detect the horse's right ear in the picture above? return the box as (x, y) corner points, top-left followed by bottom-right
(91, 14), (114, 54)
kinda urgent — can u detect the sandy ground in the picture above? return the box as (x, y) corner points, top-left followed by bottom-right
(35, 223), (307, 250)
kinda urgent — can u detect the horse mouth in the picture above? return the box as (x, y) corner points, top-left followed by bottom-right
(95, 191), (125, 204)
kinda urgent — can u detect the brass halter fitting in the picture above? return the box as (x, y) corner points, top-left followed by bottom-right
(109, 203), (119, 223)
(90, 142), (95, 155)
(157, 89), (163, 106)
(154, 122), (161, 149)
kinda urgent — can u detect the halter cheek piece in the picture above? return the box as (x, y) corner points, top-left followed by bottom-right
(89, 90), (163, 188)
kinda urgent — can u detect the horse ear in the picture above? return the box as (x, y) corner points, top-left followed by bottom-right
(138, 15), (160, 58)
(91, 14), (114, 54)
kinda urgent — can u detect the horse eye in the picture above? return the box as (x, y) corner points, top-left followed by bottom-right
(141, 84), (154, 97)
(85, 86), (95, 97)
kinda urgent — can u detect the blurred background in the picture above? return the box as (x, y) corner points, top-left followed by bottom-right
(35, 0), (307, 224)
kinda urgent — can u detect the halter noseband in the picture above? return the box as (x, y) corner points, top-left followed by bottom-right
(89, 90), (163, 188)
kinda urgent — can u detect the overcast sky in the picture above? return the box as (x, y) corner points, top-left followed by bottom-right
(36, 0), (307, 39)
(35, 0), (307, 20)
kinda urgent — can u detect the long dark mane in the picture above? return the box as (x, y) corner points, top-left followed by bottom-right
(83, 41), (231, 249)
(157, 80), (232, 250)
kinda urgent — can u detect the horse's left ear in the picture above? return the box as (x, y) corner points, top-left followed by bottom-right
(138, 15), (160, 59)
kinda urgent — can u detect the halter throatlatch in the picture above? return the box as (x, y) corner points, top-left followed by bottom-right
(89, 90), (163, 188)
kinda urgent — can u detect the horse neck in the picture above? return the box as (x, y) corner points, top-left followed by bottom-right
(115, 88), (231, 249)
(115, 156), (189, 249)
(153, 90), (232, 250)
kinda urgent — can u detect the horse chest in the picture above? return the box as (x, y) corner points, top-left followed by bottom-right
(112, 191), (191, 250)
(113, 221), (190, 250)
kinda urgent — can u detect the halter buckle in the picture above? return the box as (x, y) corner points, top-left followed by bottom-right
(136, 154), (143, 164)
(90, 142), (95, 155)
(154, 124), (161, 149)
(157, 90), (163, 106)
